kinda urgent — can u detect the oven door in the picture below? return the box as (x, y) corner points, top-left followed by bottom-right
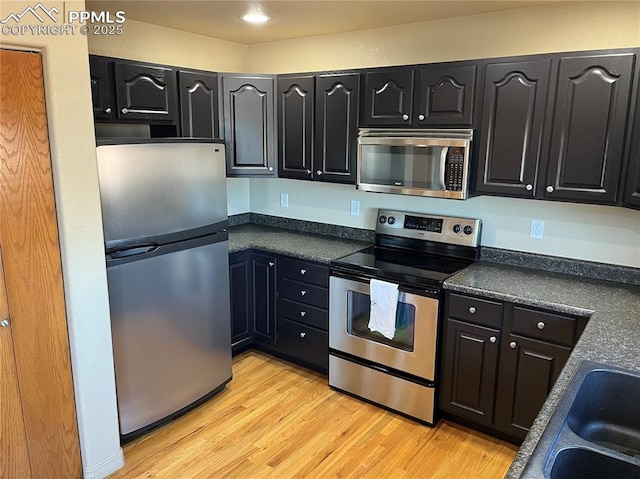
(329, 275), (439, 381)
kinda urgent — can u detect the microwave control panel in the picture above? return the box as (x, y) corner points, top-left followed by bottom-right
(446, 148), (465, 191)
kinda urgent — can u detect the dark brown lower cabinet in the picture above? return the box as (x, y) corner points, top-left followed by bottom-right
(250, 253), (278, 345)
(229, 251), (251, 355)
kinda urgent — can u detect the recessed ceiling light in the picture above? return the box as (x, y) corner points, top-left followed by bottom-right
(242, 12), (271, 24)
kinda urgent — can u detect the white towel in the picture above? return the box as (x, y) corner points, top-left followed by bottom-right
(368, 278), (399, 340)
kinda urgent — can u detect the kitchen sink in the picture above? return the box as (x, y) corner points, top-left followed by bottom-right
(521, 361), (640, 478)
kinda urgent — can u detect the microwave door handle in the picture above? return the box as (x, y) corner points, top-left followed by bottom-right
(440, 147), (449, 190)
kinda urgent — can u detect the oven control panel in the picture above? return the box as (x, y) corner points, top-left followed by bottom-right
(376, 209), (481, 247)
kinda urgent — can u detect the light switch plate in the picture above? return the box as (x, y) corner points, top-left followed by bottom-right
(280, 193), (288, 208)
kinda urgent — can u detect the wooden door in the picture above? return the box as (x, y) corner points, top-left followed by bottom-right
(475, 58), (552, 198)
(361, 68), (414, 126)
(0, 49), (82, 478)
(250, 253), (277, 345)
(415, 63), (477, 126)
(439, 318), (500, 426)
(221, 75), (276, 176)
(544, 52), (635, 203)
(178, 70), (219, 138)
(314, 74), (359, 184)
(277, 75), (315, 180)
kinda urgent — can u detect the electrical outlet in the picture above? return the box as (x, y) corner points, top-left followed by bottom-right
(530, 219), (544, 239)
(280, 193), (288, 208)
(350, 200), (360, 216)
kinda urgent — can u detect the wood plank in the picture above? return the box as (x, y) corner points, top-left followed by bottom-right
(0, 49), (81, 478)
(110, 351), (518, 478)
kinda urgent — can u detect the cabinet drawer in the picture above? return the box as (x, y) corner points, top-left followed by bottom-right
(278, 318), (328, 370)
(512, 307), (575, 346)
(279, 257), (328, 287)
(279, 298), (328, 331)
(448, 293), (503, 328)
(280, 278), (328, 309)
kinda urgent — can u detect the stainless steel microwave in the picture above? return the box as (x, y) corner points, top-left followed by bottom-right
(357, 129), (474, 199)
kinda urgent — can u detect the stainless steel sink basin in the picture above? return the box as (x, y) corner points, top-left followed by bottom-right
(521, 361), (640, 478)
(567, 369), (640, 457)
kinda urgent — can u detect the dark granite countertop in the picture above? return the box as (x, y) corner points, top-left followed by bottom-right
(444, 262), (640, 478)
(228, 224), (371, 264)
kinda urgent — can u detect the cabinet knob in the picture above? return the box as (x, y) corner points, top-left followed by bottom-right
(0, 319), (9, 328)
(468, 306), (476, 314)
(121, 108), (128, 114)
(306, 169), (311, 175)
(301, 290), (307, 296)
(316, 170), (322, 176)
(537, 321), (546, 330)
(268, 261), (275, 267)
(104, 107), (112, 114)
(268, 166), (274, 172)
(300, 311), (306, 317)
(402, 114), (409, 121)
(418, 114), (425, 121)
(525, 184), (533, 191)
(510, 341), (517, 349)
(489, 336), (497, 343)
(300, 269), (307, 275)
(546, 186), (554, 193)
(300, 332), (306, 338)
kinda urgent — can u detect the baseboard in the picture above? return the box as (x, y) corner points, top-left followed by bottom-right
(83, 448), (125, 479)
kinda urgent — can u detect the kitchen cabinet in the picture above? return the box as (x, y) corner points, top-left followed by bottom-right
(622, 73), (640, 208)
(229, 251), (251, 355)
(440, 292), (587, 442)
(89, 55), (114, 120)
(250, 253), (278, 345)
(178, 70), (219, 138)
(361, 62), (478, 127)
(221, 74), (277, 177)
(278, 73), (359, 183)
(475, 57), (552, 198)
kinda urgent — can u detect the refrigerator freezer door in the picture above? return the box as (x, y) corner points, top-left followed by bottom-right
(107, 238), (231, 436)
(97, 142), (227, 244)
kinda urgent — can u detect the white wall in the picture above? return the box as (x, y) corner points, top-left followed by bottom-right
(0, 1), (123, 478)
(227, 178), (251, 215)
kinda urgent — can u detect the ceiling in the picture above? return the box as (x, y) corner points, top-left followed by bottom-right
(86, 1), (558, 45)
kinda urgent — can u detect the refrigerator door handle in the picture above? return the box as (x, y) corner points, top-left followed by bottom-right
(107, 244), (159, 260)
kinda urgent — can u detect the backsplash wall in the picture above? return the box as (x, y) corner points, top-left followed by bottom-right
(246, 178), (640, 269)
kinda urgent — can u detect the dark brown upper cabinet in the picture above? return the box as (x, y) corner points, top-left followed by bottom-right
(414, 63), (477, 126)
(178, 70), (219, 139)
(623, 82), (640, 208)
(543, 52), (636, 204)
(113, 60), (177, 122)
(89, 56), (114, 121)
(221, 74), (276, 177)
(475, 58), (552, 198)
(278, 73), (359, 184)
(361, 62), (478, 127)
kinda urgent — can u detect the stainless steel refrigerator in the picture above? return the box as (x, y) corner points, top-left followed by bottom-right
(96, 139), (232, 440)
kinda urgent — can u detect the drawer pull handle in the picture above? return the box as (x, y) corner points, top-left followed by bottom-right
(300, 332), (306, 338)
(489, 336), (497, 343)
(469, 306), (476, 314)
(300, 269), (307, 275)
(510, 341), (517, 349)
(301, 290), (307, 296)
(300, 311), (306, 317)
(537, 321), (546, 330)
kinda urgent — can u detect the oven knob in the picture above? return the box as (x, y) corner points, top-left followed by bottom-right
(379, 215), (387, 224)
(463, 225), (474, 235)
(453, 224), (462, 234)
(387, 216), (396, 225)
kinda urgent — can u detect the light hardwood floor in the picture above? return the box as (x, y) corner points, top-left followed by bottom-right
(110, 351), (518, 478)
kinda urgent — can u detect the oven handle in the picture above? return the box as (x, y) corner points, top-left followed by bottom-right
(329, 269), (440, 299)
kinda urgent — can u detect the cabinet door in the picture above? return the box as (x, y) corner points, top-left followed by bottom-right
(361, 68), (414, 126)
(222, 75), (276, 176)
(314, 74), (359, 184)
(439, 318), (500, 426)
(623, 81), (640, 208)
(229, 252), (251, 355)
(89, 56), (114, 120)
(250, 253), (277, 345)
(114, 60), (177, 121)
(277, 75), (315, 180)
(178, 70), (219, 138)
(544, 53), (635, 203)
(415, 63), (477, 126)
(475, 59), (552, 197)
(494, 334), (571, 440)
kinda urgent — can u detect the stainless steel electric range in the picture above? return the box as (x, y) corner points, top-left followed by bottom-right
(329, 209), (481, 424)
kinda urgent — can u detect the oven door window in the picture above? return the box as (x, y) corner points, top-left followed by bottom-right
(346, 290), (416, 351)
(359, 144), (447, 189)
